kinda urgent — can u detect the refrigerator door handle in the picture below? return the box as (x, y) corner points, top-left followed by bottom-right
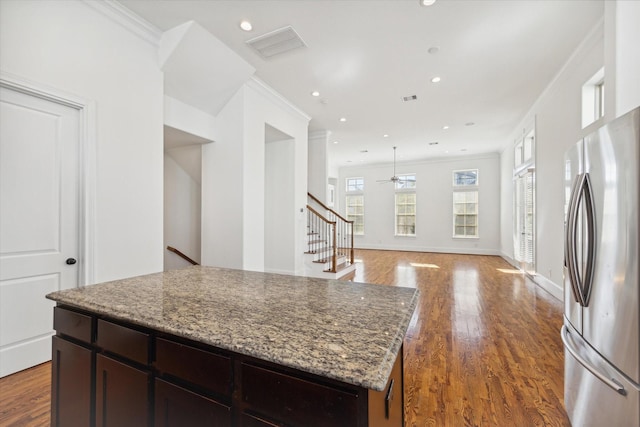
(561, 325), (626, 395)
(566, 174), (585, 305)
(581, 173), (597, 306)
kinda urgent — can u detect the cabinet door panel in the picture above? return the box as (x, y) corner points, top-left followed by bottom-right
(154, 378), (231, 427)
(96, 354), (151, 427)
(51, 336), (93, 427)
(242, 363), (359, 427)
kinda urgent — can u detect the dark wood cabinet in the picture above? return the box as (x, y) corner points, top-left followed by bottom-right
(96, 354), (151, 427)
(241, 362), (361, 427)
(155, 378), (232, 427)
(51, 336), (93, 427)
(51, 305), (404, 427)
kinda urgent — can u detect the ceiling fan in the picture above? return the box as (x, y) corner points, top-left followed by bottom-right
(377, 146), (400, 184)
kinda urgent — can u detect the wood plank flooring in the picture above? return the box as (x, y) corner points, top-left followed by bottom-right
(0, 250), (569, 426)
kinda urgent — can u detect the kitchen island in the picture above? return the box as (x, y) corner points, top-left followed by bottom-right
(46, 266), (418, 427)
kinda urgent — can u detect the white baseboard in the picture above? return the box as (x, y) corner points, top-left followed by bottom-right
(530, 273), (563, 301)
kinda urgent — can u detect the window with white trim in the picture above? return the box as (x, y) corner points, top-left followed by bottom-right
(345, 177), (364, 192)
(452, 169), (478, 238)
(345, 177), (364, 235)
(395, 174), (416, 236)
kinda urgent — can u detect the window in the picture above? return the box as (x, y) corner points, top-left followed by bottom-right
(394, 174), (416, 236)
(453, 191), (478, 238)
(395, 174), (416, 190)
(395, 192), (416, 236)
(452, 169), (478, 238)
(346, 177), (364, 192)
(453, 169), (478, 186)
(345, 177), (364, 235)
(346, 195), (364, 235)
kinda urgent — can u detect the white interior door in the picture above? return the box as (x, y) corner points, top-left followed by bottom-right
(0, 86), (80, 377)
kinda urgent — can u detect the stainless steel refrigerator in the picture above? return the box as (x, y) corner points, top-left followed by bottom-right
(562, 106), (640, 426)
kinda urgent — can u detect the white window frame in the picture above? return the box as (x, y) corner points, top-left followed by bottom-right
(345, 177), (364, 192)
(452, 169), (479, 239)
(395, 173), (416, 190)
(395, 191), (416, 237)
(453, 169), (479, 187)
(452, 190), (478, 238)
(345, 177), (364, 235)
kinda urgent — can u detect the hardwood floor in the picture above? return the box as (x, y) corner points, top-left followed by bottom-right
(0, 362), (50, 426)
(0, 250), (569, 426)
(344, 250), (569, 427)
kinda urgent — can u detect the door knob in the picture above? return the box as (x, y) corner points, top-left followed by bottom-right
(65, 258), (77, 265)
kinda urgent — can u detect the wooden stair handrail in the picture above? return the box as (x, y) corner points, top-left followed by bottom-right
(306, 205), (336, 225)
(166, 246), (199, 266)
(307, 192), (353, 224)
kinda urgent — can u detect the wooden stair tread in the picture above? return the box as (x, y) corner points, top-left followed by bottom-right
(323, 261), (353, 273)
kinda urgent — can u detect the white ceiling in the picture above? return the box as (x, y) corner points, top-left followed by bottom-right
(120, 0), (603, 167)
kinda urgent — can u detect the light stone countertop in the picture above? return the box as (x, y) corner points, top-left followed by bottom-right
(46, 266), (419, 391)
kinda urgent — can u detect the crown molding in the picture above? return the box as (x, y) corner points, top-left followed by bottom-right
(83, 0), (162, 47)
(246, 76), (311, 123)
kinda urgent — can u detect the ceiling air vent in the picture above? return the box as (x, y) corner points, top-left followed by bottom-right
(402, 95), (418, 102)
(246, 26), (306, 59)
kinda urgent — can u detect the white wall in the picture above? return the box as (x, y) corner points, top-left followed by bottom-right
(499, 22), (604, 296)
(308, 131), (330, 203)
(611, 0), (640, 117)
(243, 80), (310, 274)
(265, 138), (295, 274)
(164, 154), (201, 270)
(339, 154), (501, 255)
(202, 89), (245, 270)
(0, 0), (164, 282)
(164, 95), (217, 142)
(201, 79), (310, 275)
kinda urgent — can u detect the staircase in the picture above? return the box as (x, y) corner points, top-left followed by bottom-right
(304, 193), (356, 279)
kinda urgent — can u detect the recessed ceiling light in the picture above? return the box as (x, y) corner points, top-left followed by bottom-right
(311, 91), (320, 97)
(442, 125), (449, 130)
(383, 134), (389, 138)
(339, 117), (347, 122)
(431, 76), (441, 83)
(465, 122), (475, 126)
(239, 20), (253, 31)
(428, 46), (440, 55)
(420, 0), (437, 6)
(333, 140), (339, 144)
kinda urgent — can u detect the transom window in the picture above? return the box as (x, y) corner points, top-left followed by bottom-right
(346, 177), (364, 192)
(453, 169), (478, 186)
(395, 174), (416, 190)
